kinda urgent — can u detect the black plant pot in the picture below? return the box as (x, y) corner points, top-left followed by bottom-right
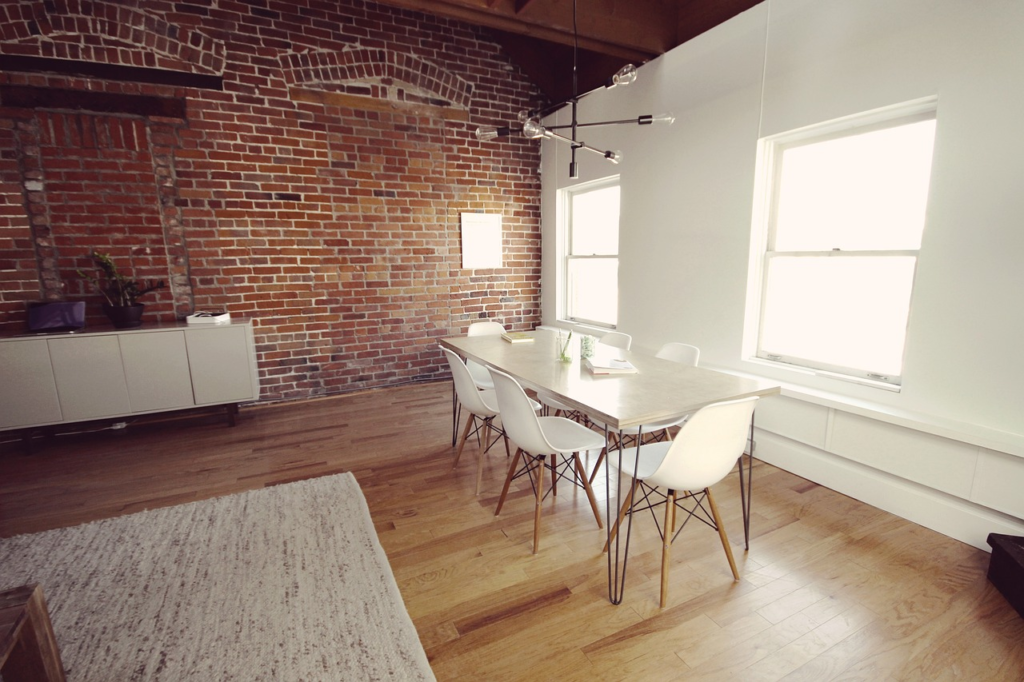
(103, 303), (145, 329)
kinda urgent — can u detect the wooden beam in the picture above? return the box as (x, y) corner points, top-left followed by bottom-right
(0, 55), (222, 91)
(0, 86), (186, 118)
(370, 0), (666, 63)
(676, 0), (763, 44)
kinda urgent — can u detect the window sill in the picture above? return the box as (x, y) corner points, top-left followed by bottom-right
(711, 362), (1024, 459)
(746, 356), (901, 392)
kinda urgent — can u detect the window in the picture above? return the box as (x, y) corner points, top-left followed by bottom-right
(563, 179), (620, 328)
(752, 101), (937, 386)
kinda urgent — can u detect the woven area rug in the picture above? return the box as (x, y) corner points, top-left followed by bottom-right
(0, 473), (434, 681)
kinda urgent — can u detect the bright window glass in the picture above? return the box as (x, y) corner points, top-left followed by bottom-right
(775, 120), (936, 251)
(761, 256), (917, 377)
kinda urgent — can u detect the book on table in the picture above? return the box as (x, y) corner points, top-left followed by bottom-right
(585, 358), (638, 375)
(501, 332), (535, 344)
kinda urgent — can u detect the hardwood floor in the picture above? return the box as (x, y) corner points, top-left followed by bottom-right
(2, 382), (1022, 681)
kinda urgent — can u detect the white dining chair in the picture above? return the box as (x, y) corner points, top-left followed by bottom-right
(489, 367), (606, 554)
(443, 348), (509, 495)
(587, 342), (700, 483)
(654, 341), (699, 366)
(599, 331), (632, 351)
(604, 396), (759, 607)
(449, 320), (506, 446)
(466, 321), (505, 390)
(444, 348), (541, 494)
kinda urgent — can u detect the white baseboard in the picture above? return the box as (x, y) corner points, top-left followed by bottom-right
(755, 429), (1024, 551)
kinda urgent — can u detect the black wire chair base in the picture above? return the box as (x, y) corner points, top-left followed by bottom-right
(612, 483), (719, 546)
(505, 452), (593, 503)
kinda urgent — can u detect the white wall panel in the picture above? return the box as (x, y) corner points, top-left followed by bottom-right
(753, 394), (829, 448)
(971, 449), (1024, 520)
(829, 412), (976, 498)
(757, 430), (1024, 550)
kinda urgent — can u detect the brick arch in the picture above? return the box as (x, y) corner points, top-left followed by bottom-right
(280, 47), (472, 109)
(0, 0), (225, 75)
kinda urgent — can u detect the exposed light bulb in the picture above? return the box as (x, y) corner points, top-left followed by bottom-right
(475, 126), (501, 141)
(611, 64), (638, 87)
(516, 109), (533, 123)
(522, 120), (547, 139)
(605, 150), (623, 165)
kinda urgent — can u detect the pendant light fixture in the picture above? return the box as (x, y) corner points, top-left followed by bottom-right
(475, 0), (674, 179)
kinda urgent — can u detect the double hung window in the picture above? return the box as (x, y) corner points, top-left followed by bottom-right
(563, 179), (620, 328)
(753, 102), (937, 386)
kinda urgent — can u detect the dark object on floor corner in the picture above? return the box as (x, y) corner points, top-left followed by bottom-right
(986, 533), (1024, 619)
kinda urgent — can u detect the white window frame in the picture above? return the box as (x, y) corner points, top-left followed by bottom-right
(559, 176), (621, 329)
(747, 98), (938, 388)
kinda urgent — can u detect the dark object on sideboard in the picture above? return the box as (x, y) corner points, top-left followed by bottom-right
(986, 533), (1024, 619)
(27, 301), (86, 333)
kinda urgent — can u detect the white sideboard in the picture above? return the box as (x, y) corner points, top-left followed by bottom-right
(0, 320), (259, 432)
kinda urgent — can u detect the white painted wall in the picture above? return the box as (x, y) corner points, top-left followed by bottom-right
(539, 0), (1024, 548)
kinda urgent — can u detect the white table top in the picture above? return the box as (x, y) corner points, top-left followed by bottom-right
(440, 330), (780, 430)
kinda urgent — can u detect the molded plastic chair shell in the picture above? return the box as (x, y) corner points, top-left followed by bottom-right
(488, 366), (606, 553)
(444, 347), (516, 495)
(489, 368), (606, 456)
(600, 331), (632, 350)
(443, 348), (499, 419)
(466, 321), (505, 390)
(612, 396), (758, 492)
(588, 342), (701, 483)
(607, 395), (758, 607)
(655, 342), (699, 366)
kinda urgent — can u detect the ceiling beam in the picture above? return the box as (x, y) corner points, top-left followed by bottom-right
(676, 0), (763, 44)
(371, 0), (668, 63)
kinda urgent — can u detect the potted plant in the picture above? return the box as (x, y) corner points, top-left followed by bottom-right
(78, 251), (165, 328)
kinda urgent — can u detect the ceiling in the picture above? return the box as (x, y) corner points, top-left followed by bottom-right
(372, 0), (763, 104)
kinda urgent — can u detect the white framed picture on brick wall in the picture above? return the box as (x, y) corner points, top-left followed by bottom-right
(460, 213), (502, 269)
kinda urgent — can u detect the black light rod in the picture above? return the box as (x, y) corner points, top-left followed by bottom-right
(546, 115), (655, 131)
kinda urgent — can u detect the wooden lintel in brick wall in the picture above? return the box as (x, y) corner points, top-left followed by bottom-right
(0, 56), (222, 91)
(289, 87), (470, 122)
(0, 86), (186, 119)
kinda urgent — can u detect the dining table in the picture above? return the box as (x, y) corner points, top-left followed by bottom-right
(439, 328), (781, 604)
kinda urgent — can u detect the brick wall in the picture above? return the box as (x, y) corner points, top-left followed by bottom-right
(0, 0), (543, 400)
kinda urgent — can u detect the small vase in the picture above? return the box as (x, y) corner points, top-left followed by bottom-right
(103, 303), (145, 329)
(556, 331), (573, 363)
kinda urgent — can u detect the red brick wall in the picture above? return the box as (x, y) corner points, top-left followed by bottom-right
(0, 0), (543, 401)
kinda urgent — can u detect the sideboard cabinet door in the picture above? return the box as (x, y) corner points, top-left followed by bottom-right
(0, 338), (63, 429)
(119, 331), (196, 413)
(185, 325), (257, 405)
(48, 335), (131, 422)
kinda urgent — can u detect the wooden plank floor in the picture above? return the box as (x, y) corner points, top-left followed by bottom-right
(2, 381), (1022, 681)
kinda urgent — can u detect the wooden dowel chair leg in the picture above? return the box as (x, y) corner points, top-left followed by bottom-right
(587, 447), (607, 485)
(706, 487), (740, 581)
(574, 453), (603, 528)
(452, 415), (474, 470)
(603, 479), (637, 553)
(475, 418), (492, 495)
(495, 448), (523, 516)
